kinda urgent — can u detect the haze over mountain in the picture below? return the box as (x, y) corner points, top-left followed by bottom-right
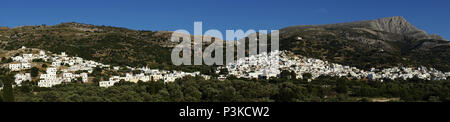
(0, 16), (449, 73)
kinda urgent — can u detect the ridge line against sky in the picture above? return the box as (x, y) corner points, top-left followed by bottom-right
(1, 0), (449, 40)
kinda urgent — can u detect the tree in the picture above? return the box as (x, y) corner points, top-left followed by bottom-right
(275, 82), (304, 102)
(132, 70), (142, 74)
(280, 70), (292, 79)
(302, 73), (312, 80)
(92, 66), (103, 77)
(32, 59), (44, 62)
(20, 83), (32, 93)
(218, 68), (229, 75)
(290, 71), (297, 80)
(166, 82), (184, 102)
(42, 64), (48, 68)
(92, 77), (101, 84)
(335, 83), (349, 94)
(221, 86), (237, 102)
(1, 69), (16, 102)
(76, 77), (83, 83)
(183, 86), (202, 102)
(30, 67), (39, 77)
(0, 57), (6, 64)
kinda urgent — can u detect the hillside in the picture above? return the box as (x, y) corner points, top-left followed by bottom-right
(0, 23), (215, 74)
(279, 16), (450, 71)
(0, 16), (449, 73)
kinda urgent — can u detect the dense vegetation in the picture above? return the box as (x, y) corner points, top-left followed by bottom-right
(0, 68), (15, 102)
(3, 72), (449, 102)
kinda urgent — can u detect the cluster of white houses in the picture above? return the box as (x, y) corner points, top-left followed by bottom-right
(218, 50), (450, 82)
(3, 47), (97, 87)
(99, 67), (211, 87)
(3, 46), (211, 88)
(2, 47), (449, 89)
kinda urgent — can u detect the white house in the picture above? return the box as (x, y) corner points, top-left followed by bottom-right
(201, 75), (211, 80)
(38, 78), (62, 88)
(51, 61), (61, 67)
(61, 52), (67, 57)
(150, 74), (163, 81)
(47, 67), (57, 74)
(218, 75), (227, 81)
(14, 73), (31, 86)
(99, 81), (118, 87)
(21, 62), (31, 69)
(80, 73), (88, 83)
(9, 64), (22, 71)
(62, 72), (73, 82)
(39, 50), (46, 56)
(23, 54), (33, 60)
(163, 75), (177, 83)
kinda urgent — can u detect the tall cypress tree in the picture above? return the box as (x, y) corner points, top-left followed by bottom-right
(0, 68), (15, 102)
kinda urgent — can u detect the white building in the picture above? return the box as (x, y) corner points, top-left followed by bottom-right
(9, 64), (22, 71)
(21, 63), (31, 69)
(46, 67), (57, 74)
(62, 72), (73, 82)
(14, 73), (31, 86)
(99, 81), (118, 87)
(80, 73), (88, 83)
(38, 78), (62, 88)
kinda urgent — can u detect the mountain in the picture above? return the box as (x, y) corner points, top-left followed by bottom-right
(279, 16), (449, 71)
(284, 16), (446, 41)
(0, 16), (449, 72)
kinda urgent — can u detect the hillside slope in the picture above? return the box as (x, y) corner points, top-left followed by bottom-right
(279, 16), (449, 71)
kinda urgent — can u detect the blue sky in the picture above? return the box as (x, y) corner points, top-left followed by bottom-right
(1, 0), (449, 39)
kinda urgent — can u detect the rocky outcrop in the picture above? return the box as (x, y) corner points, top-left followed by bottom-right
(282, 16), (447, 41)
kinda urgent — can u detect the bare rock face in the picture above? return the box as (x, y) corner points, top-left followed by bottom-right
(282, 16), (447, 41)
(371, 16), (420, 35)
(369, 16), (446, 41)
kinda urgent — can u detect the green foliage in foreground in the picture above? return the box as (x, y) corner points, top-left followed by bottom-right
(0, 69), (15, 102)
(5, 75), (450, 102)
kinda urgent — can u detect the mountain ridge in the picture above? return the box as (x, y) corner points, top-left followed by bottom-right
(283, 16), (447, 41)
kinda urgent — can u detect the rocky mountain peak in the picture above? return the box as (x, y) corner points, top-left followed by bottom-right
(282, 16), (446, 41)
(372, 16), (418, 34)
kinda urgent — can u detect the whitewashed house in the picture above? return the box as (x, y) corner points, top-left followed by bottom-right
(150, 74), (163, 81)
(62, 72), (73, 82)
(9, 64), (22, 71)
(47, 67), (57, 74)
(99, 81), (118, 87)
(21, 62), (31, 69)
(51, 61), (61, 67)
(163, 74), (177, 83)
(14, 73), (31, 86)
(218, 75), (226, 81)
(80, 73), (88, 83)
(38, 78), (62, 88)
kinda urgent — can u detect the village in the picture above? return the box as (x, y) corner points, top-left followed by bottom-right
(217, 50), (450, 82)
(1, 46), (210, 88)
(1, 47), (449, 90)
